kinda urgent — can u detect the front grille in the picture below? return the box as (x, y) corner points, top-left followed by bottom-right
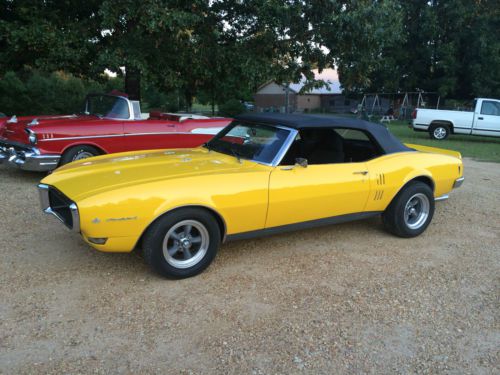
(48, 187), (74, 229)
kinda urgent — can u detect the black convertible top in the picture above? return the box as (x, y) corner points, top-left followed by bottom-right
(235, 113), (413, 154)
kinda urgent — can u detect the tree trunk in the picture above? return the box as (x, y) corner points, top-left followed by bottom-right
(125, 67), (141, 101)
(184, 90), (193, 112)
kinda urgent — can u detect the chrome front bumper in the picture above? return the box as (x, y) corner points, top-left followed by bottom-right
(38, 184), (80, 232)
(0, 140), (60, 172)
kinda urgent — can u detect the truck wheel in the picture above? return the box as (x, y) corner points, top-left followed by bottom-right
(429, 124), (450, 140)
(142, 208), (221, 278)
(382, 181), (435, 238)
(60, 145), (101, 165)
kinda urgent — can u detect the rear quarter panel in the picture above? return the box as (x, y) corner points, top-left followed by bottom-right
(363, 151), (463, 212)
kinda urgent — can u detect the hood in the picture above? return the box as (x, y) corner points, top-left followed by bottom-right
(41, 148), (260, 201)
(0, 114), (85, 144)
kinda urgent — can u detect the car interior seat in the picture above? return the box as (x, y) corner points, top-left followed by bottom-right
(301, 129), (345, 164)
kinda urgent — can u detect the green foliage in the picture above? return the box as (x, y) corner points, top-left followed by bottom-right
(367, 0), (500, 99)
(0, 71), (122, 116)
(218, 99), (246, 117)
(0, 0), (498, 106)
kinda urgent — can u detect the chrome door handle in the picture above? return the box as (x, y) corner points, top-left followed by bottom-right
(353, 171), (368, 175)
(280, 166), (294, 171)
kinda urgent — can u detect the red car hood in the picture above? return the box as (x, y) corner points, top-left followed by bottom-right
(0, 114), (91, 144)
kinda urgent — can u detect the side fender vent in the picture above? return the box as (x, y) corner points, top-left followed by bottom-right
(374, 190), (384, 201)
(376, 173), (386, 185)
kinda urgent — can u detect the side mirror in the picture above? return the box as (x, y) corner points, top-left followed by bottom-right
(295, 158), (308, 168)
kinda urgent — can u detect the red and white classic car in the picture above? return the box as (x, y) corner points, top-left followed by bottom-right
(0, 93), (231, 172)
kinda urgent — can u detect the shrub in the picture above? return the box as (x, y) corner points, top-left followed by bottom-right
(218, 99), (245, 117)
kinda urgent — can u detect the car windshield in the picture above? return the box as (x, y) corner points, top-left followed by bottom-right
(205, 121), (292, 165)
(84, 95), (130, 119)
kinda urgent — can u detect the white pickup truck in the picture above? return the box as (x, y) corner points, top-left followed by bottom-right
(411, 98), (500, 140)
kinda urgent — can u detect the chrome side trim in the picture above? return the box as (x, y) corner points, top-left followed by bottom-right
(453, 176), (464, 188)
(40, 133), (124, 142)
(38, 131), (214, 142)
(434, 194), (449, 202)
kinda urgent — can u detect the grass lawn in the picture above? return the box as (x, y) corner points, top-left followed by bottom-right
(386, 120), (500, 163)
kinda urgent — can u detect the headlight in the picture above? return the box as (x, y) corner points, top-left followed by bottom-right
(25, 129), (38, 145)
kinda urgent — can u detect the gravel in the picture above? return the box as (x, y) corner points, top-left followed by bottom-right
(0, 158), (499, 374)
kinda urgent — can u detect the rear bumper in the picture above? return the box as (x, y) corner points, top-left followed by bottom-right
(453, 176), (465, 188)
(0, 139), (60, 172)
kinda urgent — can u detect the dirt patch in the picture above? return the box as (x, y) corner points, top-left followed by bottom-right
(0, 158), (499, 374)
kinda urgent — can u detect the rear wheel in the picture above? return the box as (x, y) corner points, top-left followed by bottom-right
(60, 145), (101, 165)
(382, 181), (435, 238)
(429, 124), (450, 140)
(142, 208), (221, 278)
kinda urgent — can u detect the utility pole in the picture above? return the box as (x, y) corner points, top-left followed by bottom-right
(285, 83), (290, 113)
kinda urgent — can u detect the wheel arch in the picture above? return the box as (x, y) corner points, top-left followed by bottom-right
(387, 174), (435, 208)
(430, 120), (454, 134)
(134, 205), (228, 251)
(61, 142), (107, 156)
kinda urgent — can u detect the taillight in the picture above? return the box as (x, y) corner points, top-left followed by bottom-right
(411, 109), (417, 119)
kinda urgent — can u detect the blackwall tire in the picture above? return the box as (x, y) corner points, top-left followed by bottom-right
(60, 145), (101, 165)
(142, 208), (221, 279)
(382, 181), (435, 238)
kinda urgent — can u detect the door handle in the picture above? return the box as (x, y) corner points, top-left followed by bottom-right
(353, 171), (368, 175)
(478, 117), (484, 120)
(280, 166), (294, 171)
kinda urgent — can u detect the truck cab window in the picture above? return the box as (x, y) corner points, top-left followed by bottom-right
(481, 101), (500, 116)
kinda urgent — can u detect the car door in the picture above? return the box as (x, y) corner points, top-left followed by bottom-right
(266, 163), (371, 228)
(472, 100), (500, 136)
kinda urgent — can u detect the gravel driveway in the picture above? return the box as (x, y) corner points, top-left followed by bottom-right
(0, 159), (498, 374)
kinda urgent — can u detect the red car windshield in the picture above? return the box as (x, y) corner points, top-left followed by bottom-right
(84, 95), (130, 119)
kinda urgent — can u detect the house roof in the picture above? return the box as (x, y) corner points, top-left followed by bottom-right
(288, 80), (341, 94)
(256, 79), (342, 95)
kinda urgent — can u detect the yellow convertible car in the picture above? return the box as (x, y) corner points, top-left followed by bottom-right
(38, 113), (464, 278)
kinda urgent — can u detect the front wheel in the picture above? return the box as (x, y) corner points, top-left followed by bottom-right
(142, 208), (221, 278)
(382, 181), (435, 238)
(60, 145), (101, 165)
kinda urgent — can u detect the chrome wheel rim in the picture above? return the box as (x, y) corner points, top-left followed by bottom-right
(433, 127), (447, 139)
(162, 220), (209, 269)
(404, 193), (430, 230)
(73, 151), (94, 161)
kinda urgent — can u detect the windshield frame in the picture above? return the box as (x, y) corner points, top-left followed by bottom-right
(83, 94), (133, 120)
(205, 121), (298, 167)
